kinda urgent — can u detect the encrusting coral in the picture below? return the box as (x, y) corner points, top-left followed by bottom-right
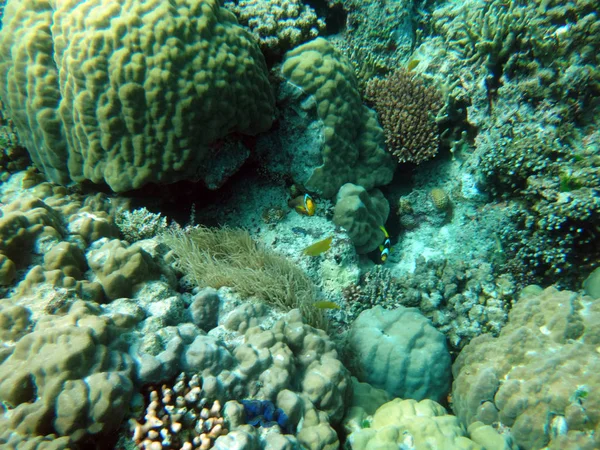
(452, 287), (600, 449)
(365, 68), (443, 164)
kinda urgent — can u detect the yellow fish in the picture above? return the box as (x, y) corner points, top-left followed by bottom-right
(313, 301), (340, 310)
(303, 236), (333, 256)
(406, 59), (420, 71)
(288, 194), (316, 216)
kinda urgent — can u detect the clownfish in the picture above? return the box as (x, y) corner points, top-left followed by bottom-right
(379, 226), (392, 263)
(288, 194), (316, 216)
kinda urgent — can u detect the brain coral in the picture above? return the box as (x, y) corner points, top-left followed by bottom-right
(452, 287), (600, 450)
(0, 0), (274, 192)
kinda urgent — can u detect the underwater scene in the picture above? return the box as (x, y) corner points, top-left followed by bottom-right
(0, 0), (598, 449)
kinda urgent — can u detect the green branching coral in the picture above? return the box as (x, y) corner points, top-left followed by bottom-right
(162, 226), (326, 329)
(431, 0), (600, 118)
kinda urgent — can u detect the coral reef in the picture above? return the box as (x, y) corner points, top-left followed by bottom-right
(407, 0), (600, 290)
(433, 0), (600, 117)
(346, 305), (451, 403)
(224, 0), (325, 59)
(241, 399), (292, 433)
(0, 1), (597, 449)
(343, 260), (514, 354)
(279, 37), (396, 198)
(87, 239), (163, 300)
(130, 372), (227, 450)
(365, 68), (443, 164)
(0, 0), (274, 191)
(430, 187), (451, 211)
(161, 225), (325, 329)
(474, 101), (600, 286)
(452, 287), (600, 450)
(0, 112), (30, 179)
(342, 378), (516, 450)
(333, 183), (389, 254)
(423, 0), (600, 123)
(326, 0), (415, 89)
(115, 207), (169, 243)
(347, 397), (508, 450)
(0, 301), (134, 445)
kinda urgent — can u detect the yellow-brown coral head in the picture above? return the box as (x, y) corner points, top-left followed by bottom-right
(365, 68), (443, 165)
(430, 188), (450, 210)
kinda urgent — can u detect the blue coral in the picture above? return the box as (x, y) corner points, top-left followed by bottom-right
(241, 399), (293, 434)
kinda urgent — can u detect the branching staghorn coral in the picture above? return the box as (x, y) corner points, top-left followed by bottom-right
(365, 68), (443, 164)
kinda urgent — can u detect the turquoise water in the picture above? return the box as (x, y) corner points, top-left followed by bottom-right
(0, 0), (598, 449)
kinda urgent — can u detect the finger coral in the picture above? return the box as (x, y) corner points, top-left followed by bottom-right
(365, 68), (443, 165)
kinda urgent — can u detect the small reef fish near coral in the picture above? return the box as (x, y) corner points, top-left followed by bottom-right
(302, 235), (333, 256)
(288, 193), (316, 216)
(377, 225), (392, 263)
(0, 0), (598, 449)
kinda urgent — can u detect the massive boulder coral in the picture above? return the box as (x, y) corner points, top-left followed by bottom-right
(452, 287), (600, 450)
(131, 303), (351, 449)
(347, 397), (500, 450)
(333, 183), (389, 254)
(0, 301), (135, 445)
(279, 37), (396, 198)
(0, 0), (274, 192)
(346, 305), (452, 403)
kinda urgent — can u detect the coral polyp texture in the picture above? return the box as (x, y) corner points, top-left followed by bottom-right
(0, 0), (274, 192)
(346, 397), (500, 450)
(131, 373), (227, 450)
(452, 287), (600, 450)
(346, 305), (452, 403)
(365, 68), (443, 165)
(0, 301), (134, 446)
(224, 0), (325, 57)
(333, 183), (390, 254)
(281, 37), (396, 198)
